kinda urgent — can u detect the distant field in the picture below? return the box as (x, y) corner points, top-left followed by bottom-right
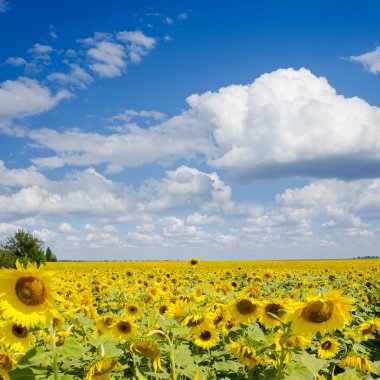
(1, 259), (379, 379)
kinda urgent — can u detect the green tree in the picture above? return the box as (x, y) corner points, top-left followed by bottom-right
(45, 247), (58, 262)
(0, 249), (17, 268)
(1, 229), (46, 267)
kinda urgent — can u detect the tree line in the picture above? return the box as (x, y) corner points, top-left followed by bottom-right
(0, 229), (57, 268)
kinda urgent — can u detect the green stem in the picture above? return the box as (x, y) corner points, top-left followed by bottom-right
(49, 326), (59, 380)
(167, 338), (177, 380)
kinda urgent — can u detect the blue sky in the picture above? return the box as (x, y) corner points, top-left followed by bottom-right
(1, 0), (380, 260)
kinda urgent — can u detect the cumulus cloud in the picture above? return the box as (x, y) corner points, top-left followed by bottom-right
(349, 47), (380, 74)
(0, 77), (71, 122)
(140, 165), (234, 213)
(187, 67), (380, 181)
(28, 43), (53, 61)
(27, 68), (380, 181)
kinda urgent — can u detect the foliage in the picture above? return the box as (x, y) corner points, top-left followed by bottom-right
(1, 229), (46, 267)
(46, 247), (58, 262)
(0, 249), (17, 268)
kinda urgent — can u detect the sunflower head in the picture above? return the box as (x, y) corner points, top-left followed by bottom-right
(288, 291), (355, 335)
(188, 258), (200, 267)
(0, 347), (16, 380)
(127, 338), (162, 372)
(339, 352), (373, 373)
(111, 318), (136, 340)
(84, 357), (122, 380)
(192, 325), (220, 349)
(0, 261), (59, 328)
(316, 337), (340, 359)
(228, 339), (261, 369)
(0, 322), (32, 352)
(229, 298), (260, 323)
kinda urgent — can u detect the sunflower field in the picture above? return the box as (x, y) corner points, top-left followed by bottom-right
(0, 259), (379, 380)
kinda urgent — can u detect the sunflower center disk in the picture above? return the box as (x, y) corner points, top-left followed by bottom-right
(117, 321), (132, 333)
(200, 330), (212, 341)
(321, 341), (332, 350)
(301, 300), (334, 323)
(265, 303), (281, 318)
(15, 276), (47, 306)
(12, 324), (28, 338)
(236, 299), (256, 315)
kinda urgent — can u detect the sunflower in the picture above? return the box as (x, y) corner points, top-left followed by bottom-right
(339, 353), (373, 373)
(110, 318), (137, 340)
(125, 303), (142, 319)
(0, 321), (33, 352)
(192, 325), (220, 349)
(258, 299), (288, 329)
(272, 330), (310, 364)
(96, 315), (115, 336)
(356, 318), (380, 341)
(0, 261), (60, 328)
(188, 258), (200, 267)
(288, 291), (355, 335)
(0, 347), (16, 380)
(316, 337), (340, 359)
(127, 337), (162, 372)
(181, 311), (214, 329)
(165, 299), (190, 320)
(84, 357), (122, 380)
(228, 339), (261, 369)
(229, 298), (260, 323)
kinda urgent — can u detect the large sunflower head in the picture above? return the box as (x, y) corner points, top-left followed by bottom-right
(0, 261), (60, 328)
(288, 291), (355, 335)
(356, 318), (380, 341)
(229, 298), (260, 323)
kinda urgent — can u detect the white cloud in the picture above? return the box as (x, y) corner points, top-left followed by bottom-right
(0, 77), (71, 122)
(177, 12), (188, 20)
(28, 68), (380, 181)
(349, 47), (380, 74)
(163, 17), (174, 25)
(5, 57), (27, 66)
(0, 161), (48, 187)
(30, 112), (214, 172)
(48, 63), (93, 89)
(110, 109), (166, 122)
(58, 223), (74, 232)
(187, 67), (380, 180)
(140, 166), (234, 213)
(88, 40), (126, 77)
(81, 30), (156, 78)
(117, 30), (156, 63)
(28, 43), (53, 61)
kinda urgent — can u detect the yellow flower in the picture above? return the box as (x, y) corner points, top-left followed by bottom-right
(339, 353), (372, 373)
(181, 311), (214, 329)
(110, 318), (137, 340)
(127, 338), (162, 372)
(258, 299), (289, 329)
(0, 321), (33, 352)
(356, 318), (380, 340)
(288, 291), (355, 335)
(125, 303), (142, 319)
(188, 258), (200, 267)
(316, 337), (340, 359)
(229, 298), (260, 323)
(228, 339), (261, 369)
(0, 261), (60, 328)
(96, 315), (115, 336)
(84, 357), (122, 380)
(192, 325), (220, 349)
(0, 347), (16, 380)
